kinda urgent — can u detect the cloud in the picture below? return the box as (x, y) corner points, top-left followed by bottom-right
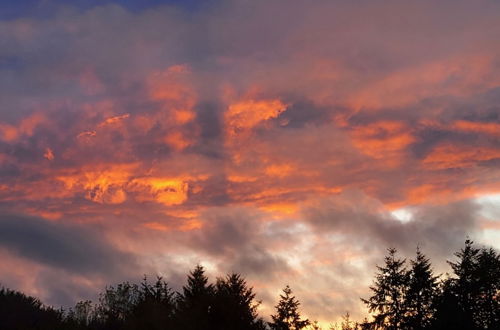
(0, 213), (135, 275)
(188, 207), (290, 279)
(303, 191), (479, 256)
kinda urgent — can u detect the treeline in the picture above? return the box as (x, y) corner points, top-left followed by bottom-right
(1, 239), (499, 329)
(359, 239), (500, 330)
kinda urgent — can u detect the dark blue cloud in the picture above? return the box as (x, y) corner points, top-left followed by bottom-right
(0, 213), (135, 275)
(0, 0), (216, 20)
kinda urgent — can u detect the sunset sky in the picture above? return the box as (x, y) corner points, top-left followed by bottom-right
(1, 0), (500, 325)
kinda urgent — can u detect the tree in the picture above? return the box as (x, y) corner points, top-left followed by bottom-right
(403, 247), (439, 329)
(95, 282), (140, 329)
(339, 312), (359, 330)
(269, 285), (310, 330)
(126, 276), (176, 330)
(447, 238), (480, 329)
(431, 277), (464, 330)
(362, 248), (408, 330)
(211, 273), (266, 330)
(175, 265), (215, 330)
(66, 300), (97, 328)
(433, 239), (500, 329)
(474, 247), (500, 329)
(0, 287), (66, 330)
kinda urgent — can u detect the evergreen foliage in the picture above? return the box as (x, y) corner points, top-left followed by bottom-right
(0, 287), (66, 330)
(361, 248), (408, 329)
(175, 265), (215, 330)
(404, 248), (439, 329)
(269, 285), (310, 330)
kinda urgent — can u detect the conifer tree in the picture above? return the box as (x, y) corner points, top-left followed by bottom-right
(433, 239), (500, 329)
(175, 265), (215, 330)
(340, 312), (358, 330)
(269, 285), (310, 330)
(474, 247), (500, 329)
(361, 248), (408, 330)
(212, 273), (266, 330)
(446, 239), (481, 329)
(403, 247), (439, 329)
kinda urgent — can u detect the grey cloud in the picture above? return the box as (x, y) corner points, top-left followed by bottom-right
(0, 213), (135, 276)
(190, 207), (290, 278)
(303, 191), (479, 259)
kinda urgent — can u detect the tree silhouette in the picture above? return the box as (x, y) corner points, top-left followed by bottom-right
(447, 239), (480, 328)
(211, 273), (266, 330)
(474, 247), (500, 329)
(361, 247), (408, 330)
(65, 300), (97, 328)
(0, 287), (66, 330)
(403, 247), (439, 329)
(95, 281), (140, 329)
(269, 285), (310, 330)
(1, 239), (498, 330)
(431, 277), (464, 330)
(340, 312), (359, 330)
(125, 276), (176, 330)
(175, 264), (215, 330)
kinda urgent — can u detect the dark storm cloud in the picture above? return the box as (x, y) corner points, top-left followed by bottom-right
(0, 213), (135, 275)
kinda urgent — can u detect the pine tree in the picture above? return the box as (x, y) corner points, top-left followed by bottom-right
(362, 248), (408, 330)
(340, 312), (358, 330)
(474, 247), (500, 329)
(175, 265), (215, 330)
(447, 239), (481, 329)
(434, 239), (500, 329)
(269, 285), (310, 330)
(211, 273), (266, 330)
(403, 247), (439, 329)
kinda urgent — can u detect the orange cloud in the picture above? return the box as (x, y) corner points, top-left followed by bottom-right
(130, 177), (189, 206)
(349, 121), (415, 166)
(0, 123), (18, 142)
(57, 165), (134, 204)
(143, 218), (202, 232)
(451, 120), (500, 137)
(55, 164), (196, 207)
(98, 113), (130, 127)
(347, 55), (498, 111)
(422, 145), (500, 170)
(77, 130), (97, 139)
(164, 131), (193, 151)
(44, 148), (54, 161)
(0, 113), (46, 142)
(149, 65), (196, 108)
(225, 99), (288, 137)
(264, 164), (295, 178)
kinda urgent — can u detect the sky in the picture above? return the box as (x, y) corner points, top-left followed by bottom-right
(1, 0), (500, 325)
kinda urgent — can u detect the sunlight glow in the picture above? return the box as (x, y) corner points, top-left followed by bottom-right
(391, 208), (414, 223)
